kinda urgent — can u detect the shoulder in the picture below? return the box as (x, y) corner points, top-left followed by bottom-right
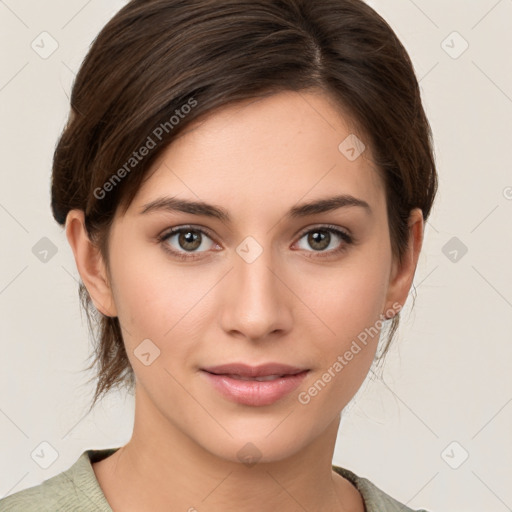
(332, 464), (433, 512)
(0, 448), (119, 512)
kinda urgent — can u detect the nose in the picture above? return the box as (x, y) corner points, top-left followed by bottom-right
(219, 241), (293, 342)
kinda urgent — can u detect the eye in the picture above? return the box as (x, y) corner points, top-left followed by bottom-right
(158, 226), (218, 261)
(157, 224), (354, 262)
(294, 225), (353, 258)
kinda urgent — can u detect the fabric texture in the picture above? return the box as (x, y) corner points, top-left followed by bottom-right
(0, 448), (431, 511)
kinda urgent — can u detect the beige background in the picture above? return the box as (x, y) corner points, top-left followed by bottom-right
(1, 1), (511, 510)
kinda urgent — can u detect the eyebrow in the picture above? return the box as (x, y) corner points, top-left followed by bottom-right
(139, 194), (372, 221)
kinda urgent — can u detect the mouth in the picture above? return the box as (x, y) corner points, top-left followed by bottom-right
(200, 363), (310, 406)
(205, 373), (300, 382)
(201, 362), (308, 378)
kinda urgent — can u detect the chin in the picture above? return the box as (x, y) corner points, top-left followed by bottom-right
(193, 418), (317, 466)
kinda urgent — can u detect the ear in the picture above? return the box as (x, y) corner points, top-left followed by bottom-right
(65, 209), (117, 317)
(383, 208), (424, 318)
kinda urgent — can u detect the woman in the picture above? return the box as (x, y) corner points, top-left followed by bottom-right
(0, 0), (437, 510)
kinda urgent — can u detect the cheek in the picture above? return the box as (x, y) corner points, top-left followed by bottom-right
(296, 246), (391, 394)
(302, 252), (390, 344)
(298, 279), (384, 417)
(107, 243), (172, 341)
(109, 244), (215, 354)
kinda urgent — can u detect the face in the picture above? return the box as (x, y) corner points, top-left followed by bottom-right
(71, 90), (420, 464)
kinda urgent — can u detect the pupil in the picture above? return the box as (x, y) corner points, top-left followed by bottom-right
(309, 230), (329, 250)
(180, 231), (201, 251)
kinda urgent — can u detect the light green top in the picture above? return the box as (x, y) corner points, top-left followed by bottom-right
(0, 448), (431, 511)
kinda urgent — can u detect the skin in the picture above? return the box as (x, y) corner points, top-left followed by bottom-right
(66, 89), (424, 512)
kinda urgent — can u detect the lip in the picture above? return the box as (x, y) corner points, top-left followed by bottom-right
(201, 362), (307, 377)
(201, 362), (309, 406)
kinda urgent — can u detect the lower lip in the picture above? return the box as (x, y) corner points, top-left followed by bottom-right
(201, 370), (309, 406)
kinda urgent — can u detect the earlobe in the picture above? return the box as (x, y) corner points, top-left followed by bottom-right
(65, 210), (117, 318)
(383, 208), (424, 317)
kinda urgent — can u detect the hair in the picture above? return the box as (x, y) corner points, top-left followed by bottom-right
(51, 0), (437, 411)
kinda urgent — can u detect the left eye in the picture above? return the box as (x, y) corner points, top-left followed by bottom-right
(295, 226), (353, 255)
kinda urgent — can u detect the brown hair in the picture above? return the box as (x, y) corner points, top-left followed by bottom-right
(51, 0), (437, 411)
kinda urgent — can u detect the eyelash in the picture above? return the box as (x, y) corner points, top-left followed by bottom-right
(157, 224), (354, 261)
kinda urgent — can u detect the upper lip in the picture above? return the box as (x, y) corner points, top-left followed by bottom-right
(201, 363), (308, 378)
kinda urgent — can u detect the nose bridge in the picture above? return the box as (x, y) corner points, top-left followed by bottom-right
(220, 236), (291, 339)
(237, 245), (278, 301)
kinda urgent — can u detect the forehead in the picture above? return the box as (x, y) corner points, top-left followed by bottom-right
(126, 90), (385, 219)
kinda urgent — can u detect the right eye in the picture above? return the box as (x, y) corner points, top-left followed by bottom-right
(158, 225), (220, 261)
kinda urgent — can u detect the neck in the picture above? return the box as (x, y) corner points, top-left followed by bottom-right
(92, 388), (363, 512)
